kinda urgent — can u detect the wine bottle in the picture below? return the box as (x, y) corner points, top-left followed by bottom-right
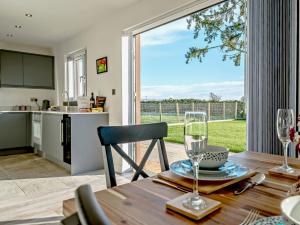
(90, 92), (95, 109)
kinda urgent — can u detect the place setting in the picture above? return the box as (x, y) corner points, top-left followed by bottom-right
(154, 110), (300, 224)
(154, 111), (256, 220)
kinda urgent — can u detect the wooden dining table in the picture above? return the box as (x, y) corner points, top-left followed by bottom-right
(63, 152), (300, 224)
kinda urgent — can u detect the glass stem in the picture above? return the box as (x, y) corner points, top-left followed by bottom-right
(283, 142), (289, 169)
(193, 161), (199, 196)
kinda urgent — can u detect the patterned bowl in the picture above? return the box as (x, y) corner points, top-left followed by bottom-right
(281, 195), (300, 225)
(199, 146), (229, 169)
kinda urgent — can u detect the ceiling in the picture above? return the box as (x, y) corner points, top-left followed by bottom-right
(0, 0), (141, 47)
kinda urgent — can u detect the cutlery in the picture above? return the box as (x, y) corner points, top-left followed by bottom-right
(239, 209), (260, 225)
(152, 178), (190, 193)
(234, 173), (266, 195)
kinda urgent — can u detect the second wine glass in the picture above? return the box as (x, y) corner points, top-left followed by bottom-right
(276, 109), (295, 173)
(183, 111), (208, 211)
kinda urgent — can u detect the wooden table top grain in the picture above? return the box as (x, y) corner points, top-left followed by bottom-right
(63, 152), (300, 225)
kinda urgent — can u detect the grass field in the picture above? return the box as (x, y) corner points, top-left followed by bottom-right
(142, 116), (246, 153)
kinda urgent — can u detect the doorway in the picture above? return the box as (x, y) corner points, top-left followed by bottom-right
(132, 0), (247, 172)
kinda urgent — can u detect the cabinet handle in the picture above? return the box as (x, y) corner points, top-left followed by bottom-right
(60, 120), (64, 146)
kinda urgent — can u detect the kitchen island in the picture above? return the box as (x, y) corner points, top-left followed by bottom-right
(0, 110), (109, 175)
(42, 111), (109, 175)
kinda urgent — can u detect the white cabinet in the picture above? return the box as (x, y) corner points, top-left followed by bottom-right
(41, 112), (108, 174)
(42, 114), (65, 167)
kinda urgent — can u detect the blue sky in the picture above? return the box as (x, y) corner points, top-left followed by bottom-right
(140, 18), (245, 100)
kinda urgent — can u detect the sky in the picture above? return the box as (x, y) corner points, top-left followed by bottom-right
(140, 17), (245, 101)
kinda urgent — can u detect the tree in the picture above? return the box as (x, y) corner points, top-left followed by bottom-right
(185, 0), (246, 66)
(240, 96), (246, 103)
(209, 92), (222, 101)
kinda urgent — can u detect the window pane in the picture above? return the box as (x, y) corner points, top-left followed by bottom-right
(65, 50), (87, 100)
(76, 58), (86, 97)
(67, 60), (75, 99)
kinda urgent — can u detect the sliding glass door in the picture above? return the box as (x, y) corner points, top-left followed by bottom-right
(132, 0), (247, 172)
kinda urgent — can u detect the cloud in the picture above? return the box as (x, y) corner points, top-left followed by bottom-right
(140, 18), (188, 47)
(141, 81), (244, 100)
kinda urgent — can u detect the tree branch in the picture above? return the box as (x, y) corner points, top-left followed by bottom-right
(197, 0), (243, 19)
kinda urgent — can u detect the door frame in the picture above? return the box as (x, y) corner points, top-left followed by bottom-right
(123, 0), (228, 163)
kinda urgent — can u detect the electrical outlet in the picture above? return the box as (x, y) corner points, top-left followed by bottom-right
(30, 97), (38, 102)
(112, 89), (116, 95)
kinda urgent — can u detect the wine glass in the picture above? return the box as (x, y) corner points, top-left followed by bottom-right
(276, 109), (295, 173)
(183, 111), (208, 210)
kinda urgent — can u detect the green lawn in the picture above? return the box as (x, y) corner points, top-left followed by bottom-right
(142, 115), (246, 153)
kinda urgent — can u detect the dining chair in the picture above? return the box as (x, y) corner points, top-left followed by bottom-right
(97, 122), (170, 188)
(61, 184), (112, 225)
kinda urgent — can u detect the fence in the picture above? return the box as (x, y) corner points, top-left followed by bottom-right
(141, 101), (246, 124)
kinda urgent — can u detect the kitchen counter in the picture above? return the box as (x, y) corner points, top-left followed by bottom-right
(0, 109), (109, 174)
(0, 111), (32, 113)
(0, 110), (108, 115)
(37, 111), (108, 115)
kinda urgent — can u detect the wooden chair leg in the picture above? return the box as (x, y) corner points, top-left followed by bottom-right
(103, 146), (117, 188)
(158, 138), (169, 171)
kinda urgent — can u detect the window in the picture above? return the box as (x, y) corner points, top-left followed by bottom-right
(65, 49), (87, 100)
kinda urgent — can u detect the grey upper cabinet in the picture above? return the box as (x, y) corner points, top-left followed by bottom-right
(23, 54), (54, 89)
(0, 50), (54, 89)
(0, 51), (23, 86)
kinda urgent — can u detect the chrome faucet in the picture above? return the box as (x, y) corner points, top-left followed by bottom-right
(62, 91), (70, 108)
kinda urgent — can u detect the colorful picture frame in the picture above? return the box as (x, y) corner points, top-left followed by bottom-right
(96, 57), (108, 74)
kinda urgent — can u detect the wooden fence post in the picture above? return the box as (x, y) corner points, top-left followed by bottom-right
(235, 101), (238, 119)
(159, 103), (162, 122)
(176, 102), (179, 116)
(176, 102), (179, 123)
(223, 102), (226, 120)
(192, 102), (195, 112)
(207, 102), (211, 121)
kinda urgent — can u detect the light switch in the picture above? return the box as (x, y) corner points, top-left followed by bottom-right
(112, 89), (116, 95)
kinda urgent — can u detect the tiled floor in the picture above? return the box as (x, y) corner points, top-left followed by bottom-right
(140, 141), (188, 173)
(0, 144), (237, 224)
(0, 154), (129, 225)
(140, 141), (238, 173)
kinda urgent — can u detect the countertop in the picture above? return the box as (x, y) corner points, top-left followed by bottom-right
(0, 110), (109, 115)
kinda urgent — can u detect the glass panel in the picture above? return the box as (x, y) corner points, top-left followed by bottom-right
(65, 50), (87, 100)
(67, 60), (75, 100)
(75, 58), (86, 97)
(136, 0), (247, 173)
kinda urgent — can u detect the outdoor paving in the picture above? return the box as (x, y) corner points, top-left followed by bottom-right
(140, 141), (237, 173)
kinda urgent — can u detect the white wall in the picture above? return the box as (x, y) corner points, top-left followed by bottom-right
(0, 41), (56, 107)
(0, 88), (55, 106)
(54, 0), (192, 125)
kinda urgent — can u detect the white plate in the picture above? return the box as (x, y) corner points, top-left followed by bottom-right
(182, 160), (237, 175)
(281, 195), (300, 225)
(170, 160), (251, 181)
